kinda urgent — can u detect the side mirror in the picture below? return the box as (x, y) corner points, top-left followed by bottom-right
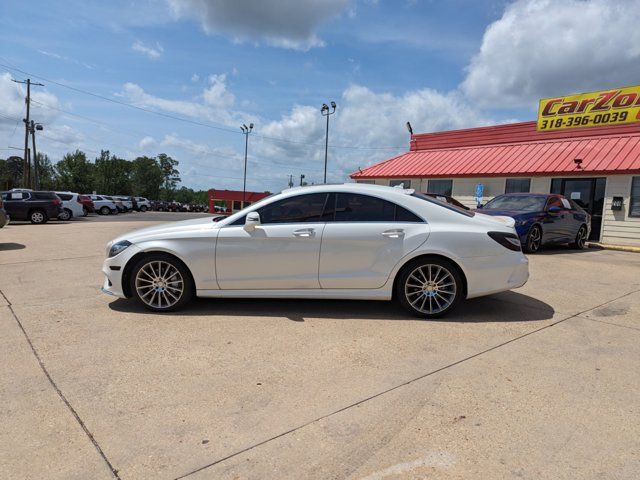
(477, 203), (484, 209)
(244, 211), (260, 231)
(548, 206), (562, 214)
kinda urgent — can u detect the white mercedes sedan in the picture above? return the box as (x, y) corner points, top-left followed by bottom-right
(102, 184), (529, 318)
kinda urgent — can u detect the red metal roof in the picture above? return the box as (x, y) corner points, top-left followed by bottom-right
(208, 189), (270, 202)
(351, 121), (640, 179)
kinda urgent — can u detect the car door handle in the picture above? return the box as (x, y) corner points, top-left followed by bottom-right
(293, 228), (315, 237)
(382, 229), (405, 238)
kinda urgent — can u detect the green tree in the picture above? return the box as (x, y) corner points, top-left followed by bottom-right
(56, 150), (95, 193)
(35, 153), (57, 190)
(0, 156), (25, 190)
(174, 186), (196, 204)
(131, 156), (164, 199)
(157, 153), (180, 201)
(93, 150), (132, 194)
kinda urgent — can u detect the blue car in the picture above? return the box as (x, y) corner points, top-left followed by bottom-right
(478, 193), (591, 253)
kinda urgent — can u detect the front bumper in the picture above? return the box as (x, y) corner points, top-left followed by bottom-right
(101, 244), (142, 298)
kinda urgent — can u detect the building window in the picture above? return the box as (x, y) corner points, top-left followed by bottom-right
(630, 177), (640, 218)
(356, 180), (375, 185)
(427, 179), (453, 196)
(550, 179), (562, 194)
(389, 179), (411, 188)
(505, 178), (531, 193)
(233, 201), (242, 211)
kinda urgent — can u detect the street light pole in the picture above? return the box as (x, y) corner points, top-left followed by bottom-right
(240, 123), (254, 206)
(321, 101), (336, 184)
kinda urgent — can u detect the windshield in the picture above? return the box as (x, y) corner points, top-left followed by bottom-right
(484, 195), (546, 212)
(411, 193), (474, 217)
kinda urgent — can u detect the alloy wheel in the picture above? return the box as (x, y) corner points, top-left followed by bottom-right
(528, 227), (541, 252)
(135, 260), (184, 309)
(577, 226), (587, 249)
(31, 211), (45, 223)
(404, 264), (457, 315)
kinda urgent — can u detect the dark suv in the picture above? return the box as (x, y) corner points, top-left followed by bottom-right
(0, 190), (63, 224)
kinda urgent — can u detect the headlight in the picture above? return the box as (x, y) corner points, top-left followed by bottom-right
(108, 240), (131, 257)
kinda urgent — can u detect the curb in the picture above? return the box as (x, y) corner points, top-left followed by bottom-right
(587, 242), (640, 253)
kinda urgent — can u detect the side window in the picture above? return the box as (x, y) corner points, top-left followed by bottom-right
(505, 178), (531, 194)
(58, 193), (72, 201)
(427, 179), (453, 196)
(334, 193), (396, 222)
(258, 193), (328, 224)
(9, 192), (24, 200)
(396, 205), (423, 222)
(389, 179), (411, 189)
(630, 176), (640, 218)
(546, 196), (563, 210)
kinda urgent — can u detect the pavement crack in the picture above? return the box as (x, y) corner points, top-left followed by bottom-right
(175, 287), (640, 480)
(4, 298), (121, 480)
(0, 254), (103, 266)
(580, 316), (640, 332)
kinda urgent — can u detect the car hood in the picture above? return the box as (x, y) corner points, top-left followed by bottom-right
(111, 217), (216, 244)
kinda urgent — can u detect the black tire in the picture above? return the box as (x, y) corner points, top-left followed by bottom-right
(100, 206), (111, 215)
(58, 208), (72, 221)
(570, 225), (588, 249)
(524, 225), (542, 253)
(129, 253), (194, 312)
(29, 209), (48, 224)
(140, 205), (148, 212)
(396, 257), (463, 319)
(83, 207), (88, 217)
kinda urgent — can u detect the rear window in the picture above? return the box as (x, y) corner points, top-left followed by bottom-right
(57, 193), (73, 201)
(412, 193), (474, 217)
(33, 192), (58, 200)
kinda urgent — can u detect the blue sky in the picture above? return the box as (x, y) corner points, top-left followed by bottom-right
(1, 0), (639, 192)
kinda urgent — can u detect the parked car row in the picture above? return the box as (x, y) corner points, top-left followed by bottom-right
(0, 189), (153, 225)
(150, 201), (208, 212)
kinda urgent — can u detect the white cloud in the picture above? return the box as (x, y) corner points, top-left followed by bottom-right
(117, 74), (254, 127)
(462, 0), (640, 108)
(132, 40), (164, 59)
(139, 136), (156, 149)
(0, 72), (60, 127)
(167, 0), (350, 50)
(191, 73), (200, 82)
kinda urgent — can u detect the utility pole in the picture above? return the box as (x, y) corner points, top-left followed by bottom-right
(240, 123), (254, 206)
(30, 121), (44, 190)
(320, 101), (337, 184)
(12, 78), (44, 188)
(288, 174), (294, 188)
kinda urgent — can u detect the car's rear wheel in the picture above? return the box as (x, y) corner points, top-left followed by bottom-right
(130, 254), (194, 312)
(140, 205), (147, 212)
(396, 257), (463, 318)
(82, 207), (89, 217)
(100, 206), (110, 215)
(524, 225), (542, 253)
(58, 208), (72, 221)
(571, 225), (588, 249)
(29, 209), (47, 224)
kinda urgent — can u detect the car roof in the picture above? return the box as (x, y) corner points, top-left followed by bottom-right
(282, 183), (414, 197)
(497, 192), (558, 197)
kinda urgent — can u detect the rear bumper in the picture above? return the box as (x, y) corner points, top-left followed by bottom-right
(464, 253), (529, 299)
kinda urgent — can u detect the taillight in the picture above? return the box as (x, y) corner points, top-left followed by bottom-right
(53, 199), (62, 206)
(488, 231), (521, 251)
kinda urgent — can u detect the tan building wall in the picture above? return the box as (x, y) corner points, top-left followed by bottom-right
(355, 175), (640, 246)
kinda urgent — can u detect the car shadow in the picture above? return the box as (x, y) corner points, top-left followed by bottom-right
(0, 242), (26, 251)
(108, 290), (554, 323)
(533, 244), (601, 255)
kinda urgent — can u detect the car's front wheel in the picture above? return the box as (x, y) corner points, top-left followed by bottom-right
(129, 254), (194, 312)
(58, 208), (72, 221)
(99, 206), (110, 215)
(396, 257), (463, 318)
(524, 225), (542, 253)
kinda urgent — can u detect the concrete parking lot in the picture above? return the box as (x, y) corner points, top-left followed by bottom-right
(1, 212), (639, 480)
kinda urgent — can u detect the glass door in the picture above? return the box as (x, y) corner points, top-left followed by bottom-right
(551, 177), (606, 240)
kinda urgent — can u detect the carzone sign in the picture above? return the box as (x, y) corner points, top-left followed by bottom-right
(537, 85), (640, 131)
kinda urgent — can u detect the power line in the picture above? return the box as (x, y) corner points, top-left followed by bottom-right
(0, 59), (407, 151)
